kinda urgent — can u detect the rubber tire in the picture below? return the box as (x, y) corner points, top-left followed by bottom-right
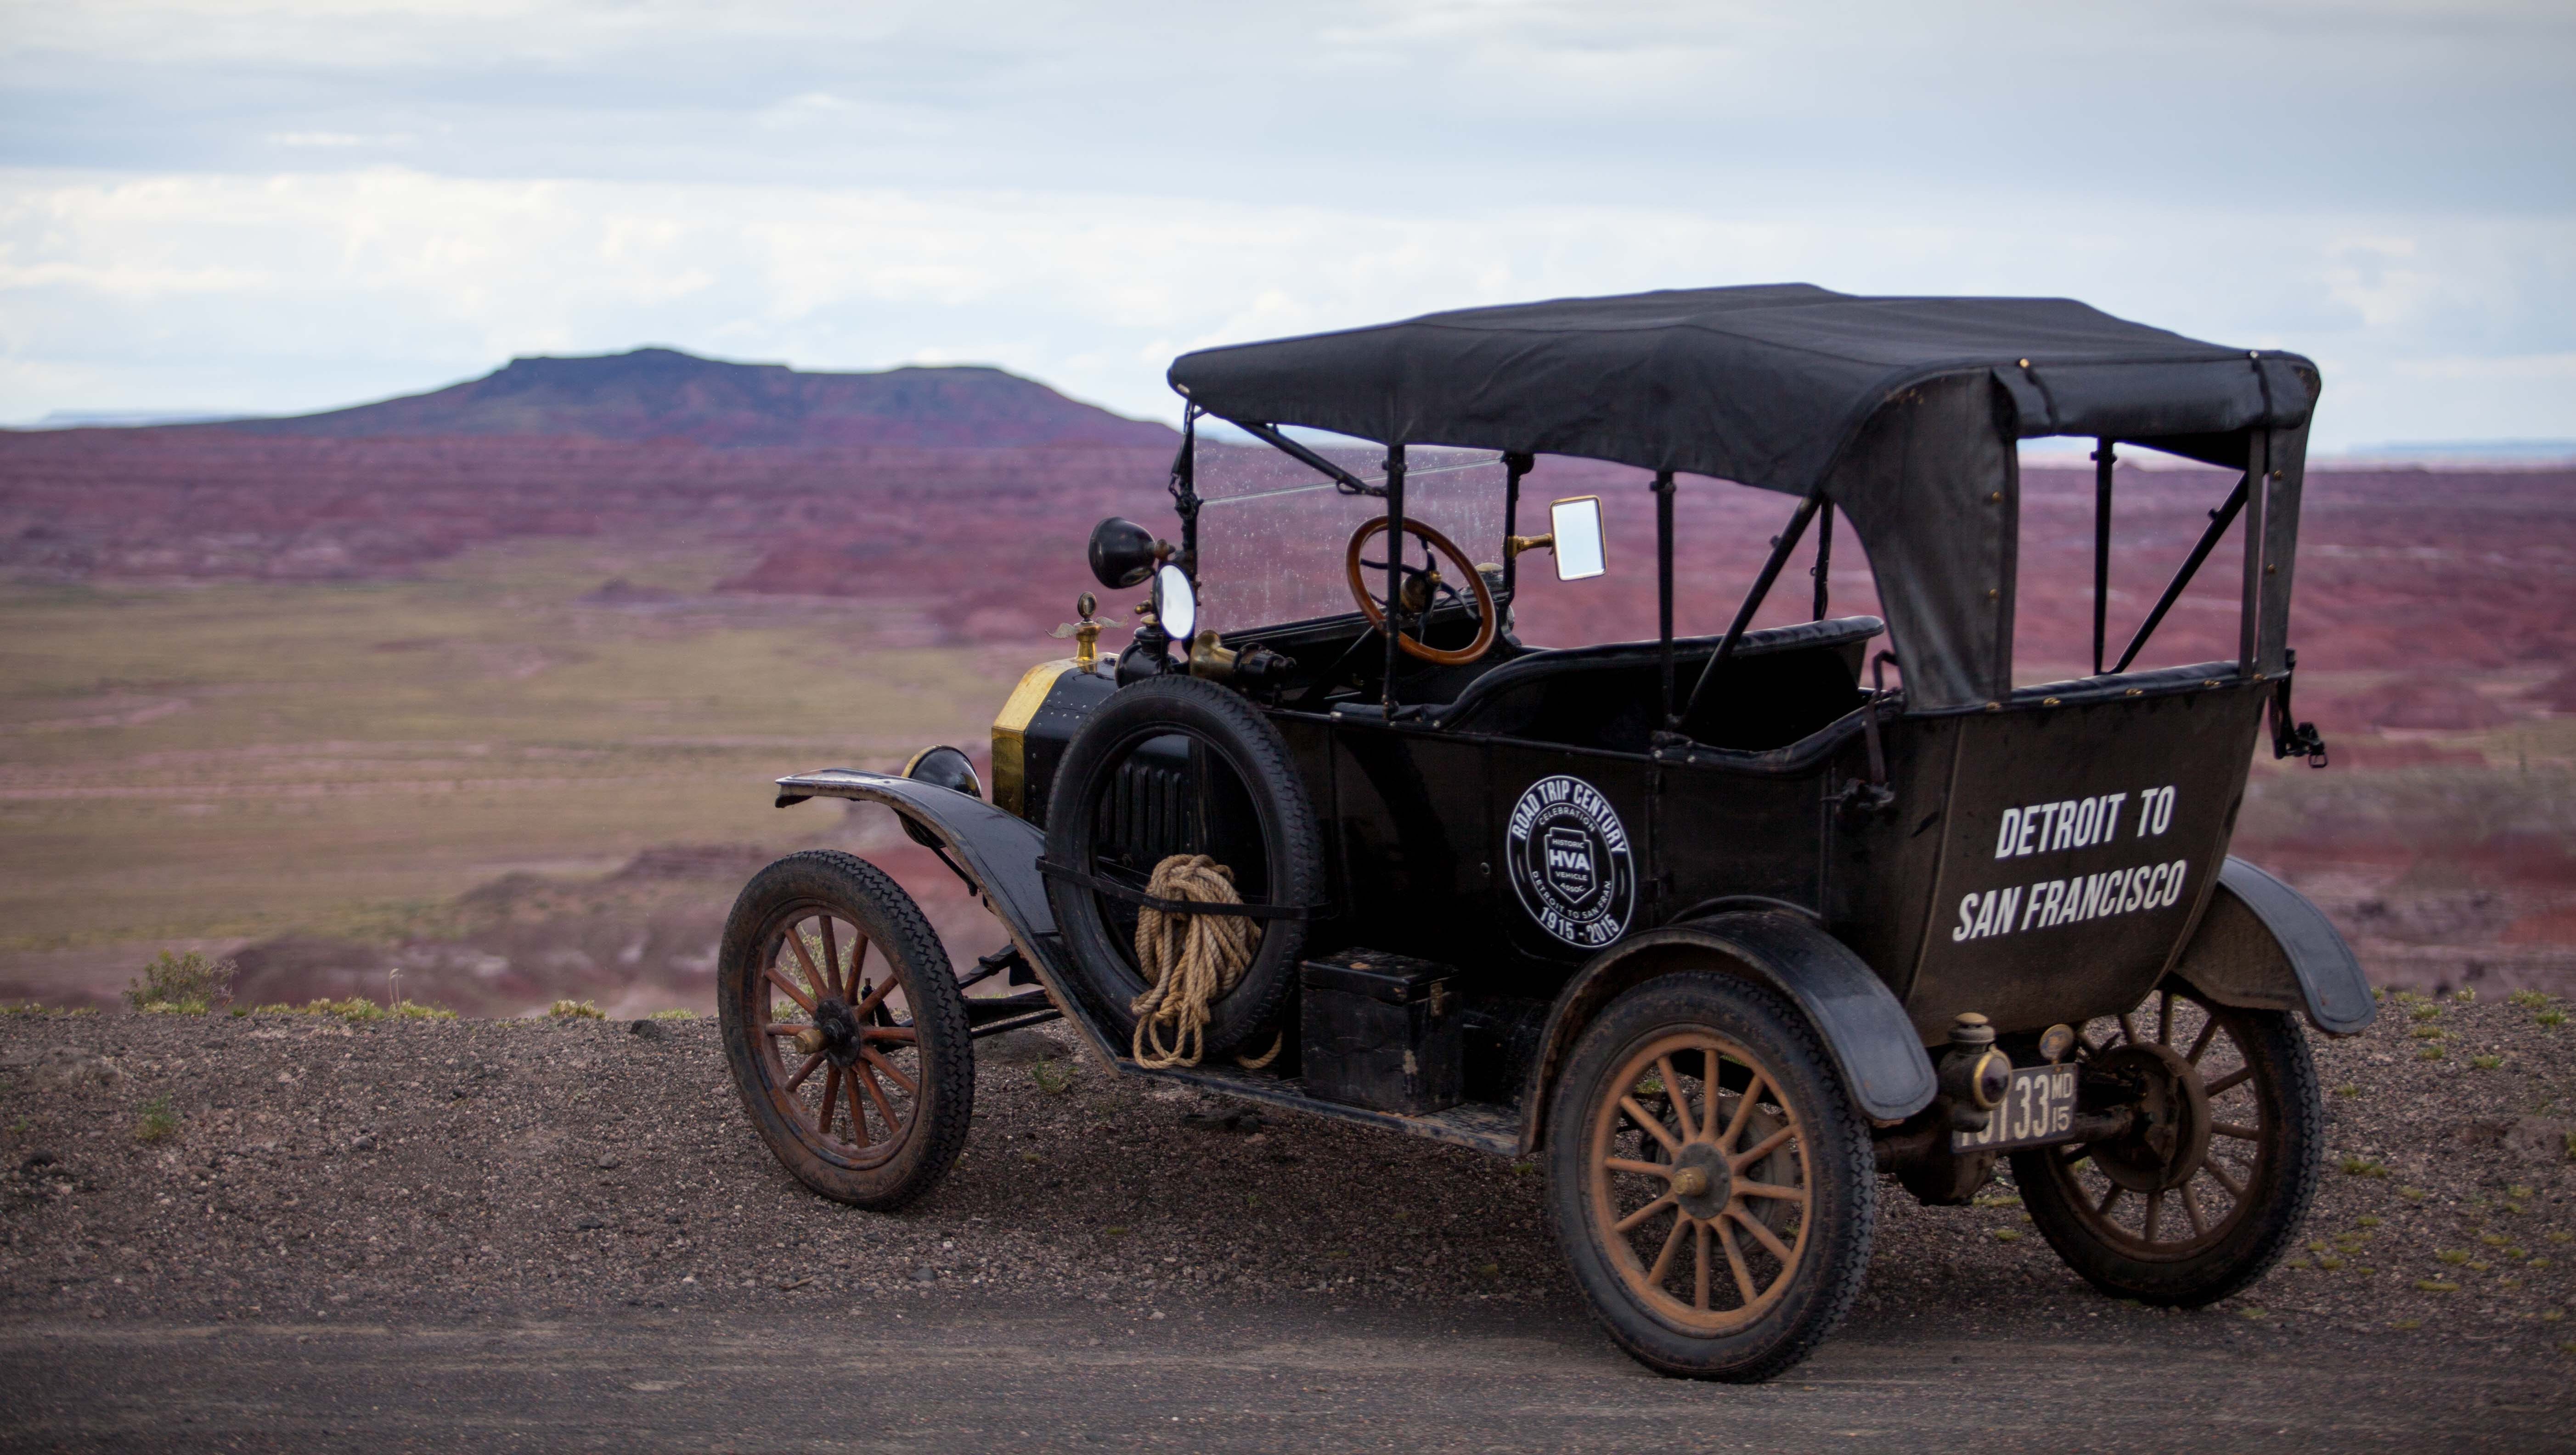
(1043, 674), (1321, 1059)
(2010, 999), (2321, 1307)
(717, 850), (974, 1211)
(1544, 971), (1877, 1383)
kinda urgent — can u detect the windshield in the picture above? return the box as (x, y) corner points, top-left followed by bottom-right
(1192, 434), (1508, 634)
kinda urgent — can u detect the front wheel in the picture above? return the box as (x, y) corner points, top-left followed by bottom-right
(717, 850), (974, 1210)
(1544, 972), (1877, 1382)
(2009, 981), (2321, 1306)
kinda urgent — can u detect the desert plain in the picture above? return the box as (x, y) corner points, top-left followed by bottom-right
(1, 353), (2572, 1446)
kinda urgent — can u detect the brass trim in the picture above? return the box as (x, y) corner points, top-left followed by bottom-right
(991, 660), (1079, 818)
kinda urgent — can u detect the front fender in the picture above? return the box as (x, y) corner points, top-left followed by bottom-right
(1520, 915), (1938, 1153)
(772, 768), (1121, 1065)
(2171, 857), (2375, 1035)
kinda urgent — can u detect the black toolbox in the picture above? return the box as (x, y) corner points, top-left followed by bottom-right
(1298, 949), (1462, 1115)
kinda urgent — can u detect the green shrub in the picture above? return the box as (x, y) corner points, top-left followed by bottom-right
(1030, 1054), (1075, 1095)
(250, 997), (444, 1024)
(133, 1095), (178, 1143)
(123, 951), (236, 1013)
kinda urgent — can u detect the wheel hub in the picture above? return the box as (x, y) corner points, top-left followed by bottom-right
(1670, 1143), (1731, 1221)
(812, 998), (863, 1067)
(2088, 1040), (2211, 1192)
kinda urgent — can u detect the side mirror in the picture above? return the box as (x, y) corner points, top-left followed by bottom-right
(1152, 563), (1196, 640)
(1088, 517), (1161, 589)
(1548, 496), (1606, 580)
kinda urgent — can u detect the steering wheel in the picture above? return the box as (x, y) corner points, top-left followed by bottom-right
(1344, 517), (1499, 666)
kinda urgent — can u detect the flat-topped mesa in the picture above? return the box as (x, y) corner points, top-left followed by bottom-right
(183, 347), (1177, 449)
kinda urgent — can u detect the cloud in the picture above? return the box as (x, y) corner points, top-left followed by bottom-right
(3, 163), (2569, 447)
(0, 3), (2568, 442)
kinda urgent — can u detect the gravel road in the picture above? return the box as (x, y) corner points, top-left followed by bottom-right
(3, 993), (2571, 1449)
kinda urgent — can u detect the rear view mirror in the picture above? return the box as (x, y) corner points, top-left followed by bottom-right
(1153, 563), (1197, 640)
(1549, 496), (1606, 580)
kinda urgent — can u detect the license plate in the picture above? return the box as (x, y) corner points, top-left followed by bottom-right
(1952, 1064), (2079, 1152)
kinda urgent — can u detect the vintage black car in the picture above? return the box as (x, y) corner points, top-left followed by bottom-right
(716, 285), (2371, 1382)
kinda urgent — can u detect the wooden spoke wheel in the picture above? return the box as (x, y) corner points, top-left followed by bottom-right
(1545, 972), (1875, 1382)
(2010, 980), (2321, 1306)
(718, 850), (973, 1210)
(1344, 517), (1498, 665)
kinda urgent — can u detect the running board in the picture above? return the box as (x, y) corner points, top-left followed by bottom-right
(1124, 1059), (1521, 1157)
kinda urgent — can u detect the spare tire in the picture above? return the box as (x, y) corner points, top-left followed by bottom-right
(1043, 674), (1322, 1060)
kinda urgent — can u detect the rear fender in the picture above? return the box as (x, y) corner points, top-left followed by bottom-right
(1520, 915), (1938, 1154)
(2170, 857), (2375, 1035)
(772, 768), (1122, 1065)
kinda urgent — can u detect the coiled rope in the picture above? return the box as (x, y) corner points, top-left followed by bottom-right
(1129, 854), (1281, 1070)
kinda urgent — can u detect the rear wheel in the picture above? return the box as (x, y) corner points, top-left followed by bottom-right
(2010, 980), (2320, 1306)
(1544, 972), (1875, 1382)
(717, 851), (974, 1210)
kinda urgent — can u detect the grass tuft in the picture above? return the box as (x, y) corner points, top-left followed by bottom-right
(2507, 989), (2551, 1009)
(2471, 1054), (2504, 1070)
(2414, 1280), (2460, 1293)
(133, 1094), (178, 1143)
(249, 996), (446, 1023)
(2334, 1083), (2362, 1098)
(123, 950), (236, 1013)
(2338, 1157), (2388, 1178)
(547, 999), (605, 1020)
(1990, 1228), (2023, 1242)
(647, 1008), (697, 1022)
(1030, 1054), (1075, 1095)
(2538, 1009), (2566, 1029)
(2437, 1249), (2469, 1265)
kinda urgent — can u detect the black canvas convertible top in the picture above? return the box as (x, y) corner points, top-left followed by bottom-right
(1168, 285), (2315, 490)
(1168, 287), (2322, 711)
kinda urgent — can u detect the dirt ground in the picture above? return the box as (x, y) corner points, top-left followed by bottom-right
(1, 993), (2570, 1449)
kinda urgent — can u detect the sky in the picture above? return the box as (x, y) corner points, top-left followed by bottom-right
(2, 0), (2570, 449)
